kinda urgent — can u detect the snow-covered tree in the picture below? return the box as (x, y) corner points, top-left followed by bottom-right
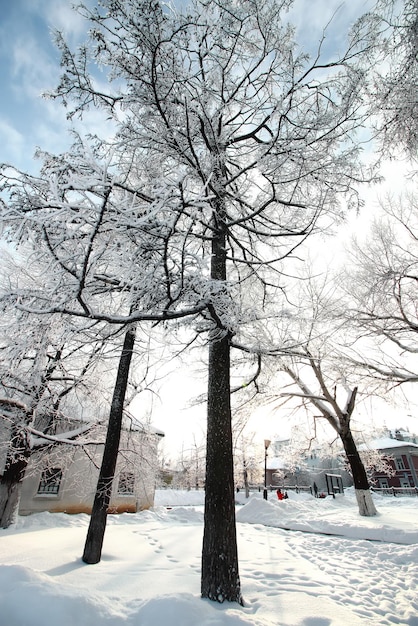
(354, 0), (418, 157)
(0, 242), (163, 536)
(0, 304), (107, 528)
(170, 436), (207, 491)
(345, 192), (418, 385)
(1, 0), (378, 603)
(259, 272), (379, 515)
(279, 356), (378, 516)
(233, 432), (261, 498)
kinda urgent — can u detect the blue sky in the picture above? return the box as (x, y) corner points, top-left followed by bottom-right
(0, 0), (416, 449)
(0, 0), (90, 172)
(0, 0), (375, 174)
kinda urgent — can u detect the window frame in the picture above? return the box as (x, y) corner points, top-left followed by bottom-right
(117, 471), (135, 496)
(37, 467), (63, 496)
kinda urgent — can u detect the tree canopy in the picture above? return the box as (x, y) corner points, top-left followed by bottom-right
(1, 0), (412, 605)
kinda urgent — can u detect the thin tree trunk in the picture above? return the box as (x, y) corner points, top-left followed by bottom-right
(340, 428), (377, 517)
(82, 325), (136, 564)
(244, 464), (250, 499)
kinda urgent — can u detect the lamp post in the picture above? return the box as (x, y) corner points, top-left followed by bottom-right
(263, 439), (271, 500)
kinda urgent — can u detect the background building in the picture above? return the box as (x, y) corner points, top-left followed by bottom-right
(361, 430), (418, 492)
(4, 416), (164, 516)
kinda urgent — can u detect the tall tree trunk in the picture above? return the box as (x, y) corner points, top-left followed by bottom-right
(340, 427), (377, 517)
(201, 178), (242, 604)
(82, 325), (136, 564)
(201, 333), (242, 604)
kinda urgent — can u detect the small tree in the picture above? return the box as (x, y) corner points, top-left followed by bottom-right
(233, 432), (260, 498)
(0, 308), (106, 528)
(345, 193), (418, 383)
(260, 272), (379, 515)
(279, 354), (377, 516)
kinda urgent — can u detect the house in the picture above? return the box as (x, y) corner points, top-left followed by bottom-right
(265, 438), (353, 493)
(16, 414), (164, 516)
(362, 431), (418, 490)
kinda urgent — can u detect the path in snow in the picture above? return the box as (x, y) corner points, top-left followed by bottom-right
(237, 521), (418, 625)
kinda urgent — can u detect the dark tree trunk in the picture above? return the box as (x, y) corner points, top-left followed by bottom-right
(244, 464), (250, 499)
(201, 180), (242, 604)
(201, 333), (242, 604)
(340, 427), (369, 490)
(339, 422), (377, 516)
(82, 325), (136, 564)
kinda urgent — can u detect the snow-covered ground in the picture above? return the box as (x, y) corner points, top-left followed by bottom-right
(0, 488), (417, 625)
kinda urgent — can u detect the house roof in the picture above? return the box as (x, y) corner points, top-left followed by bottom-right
(267, 457), (287, 470)
(30, 414), (165, 448)
(360, 437), (418, 452)
(125, 415), (165, 437)
(30, 422), (96, 448)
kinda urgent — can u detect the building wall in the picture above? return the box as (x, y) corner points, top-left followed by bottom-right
(18, 428), (160, 515)
(267, 456), (353, 493)
(373, 447), (418, 489)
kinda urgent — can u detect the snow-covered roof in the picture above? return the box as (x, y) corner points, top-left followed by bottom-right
(126, 416), (164, 437)
(360, 438), (418, 451)
(30, 416), (164, 447)
(267, 457), (287, 470)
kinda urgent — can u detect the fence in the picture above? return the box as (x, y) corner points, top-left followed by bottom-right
(371, 486), (418, 497)
(267, 484), (313, 495)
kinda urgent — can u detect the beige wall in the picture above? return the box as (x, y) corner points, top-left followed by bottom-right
(19, 428), (160, 516)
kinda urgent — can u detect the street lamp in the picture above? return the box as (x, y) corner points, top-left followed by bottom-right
(263, 439), (271, 500)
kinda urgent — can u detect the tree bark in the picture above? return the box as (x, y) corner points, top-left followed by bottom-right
(201, 179), (242, 603)
(201, 333), (242, 604)
(340, 426), (377, 517)
(0, 454), (30, 528)
(0, 427), (31, 529)
(82, 325), (136, 564)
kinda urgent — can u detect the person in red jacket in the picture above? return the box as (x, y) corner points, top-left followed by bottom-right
(277, 488), (284, 500)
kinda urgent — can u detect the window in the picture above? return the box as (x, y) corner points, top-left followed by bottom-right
(37, 468), (62, 495)
(118, 472), (135, 495)
(395, 457), (406, 471)
(378, 478), (389, 489)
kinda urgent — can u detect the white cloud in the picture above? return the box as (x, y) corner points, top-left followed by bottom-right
(11, 34), (60, 102)
(42, 0), (91, 45)
(288, 0), (376, 59)
(0, 119), (25, 165)
(22, 0), (89, 41)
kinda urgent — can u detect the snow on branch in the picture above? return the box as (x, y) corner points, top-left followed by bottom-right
(280, 390), (339, 420)
(28, 424), (104, 448)
(0, 397), (28, 412)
